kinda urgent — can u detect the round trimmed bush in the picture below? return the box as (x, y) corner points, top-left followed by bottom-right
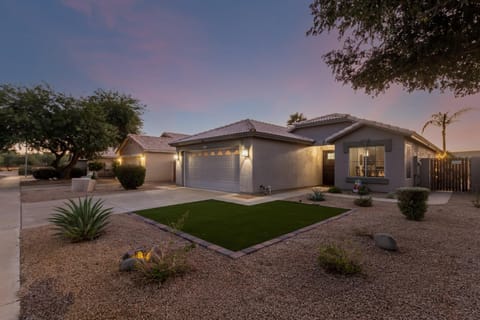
(32, 167), (58, 180)
(396, 187), (430, 221)
(116, 164), (146, 190)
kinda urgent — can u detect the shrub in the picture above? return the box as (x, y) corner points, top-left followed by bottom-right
(116, 165), (146, 190)
(135, 245), (192, 283)
(308, 188), (325, 201)
(49, 197), (113, 242)
(354, 196), (372, 207)
(18, 166), (33, 176)
(88, 161), (104, 179)
(358, 185), (370, 195)
(328, 186), (342, 193)
(396, 187), (430, 221)
(32, 167), (58, 180)
(386, 191), (397, 199)
(70, 167), (85, 178)
(318, 244), (361, 276)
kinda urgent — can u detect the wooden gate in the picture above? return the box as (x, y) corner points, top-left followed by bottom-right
(427, 158), (471, 191)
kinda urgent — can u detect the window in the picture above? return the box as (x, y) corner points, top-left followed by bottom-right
(405, 144), (412, 179)
(349, 146), (385, 177)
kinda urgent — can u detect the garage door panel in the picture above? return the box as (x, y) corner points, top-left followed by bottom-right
(185, 149), (240, 192)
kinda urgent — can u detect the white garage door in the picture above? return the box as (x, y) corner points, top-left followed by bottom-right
(185, 148), (240, 192)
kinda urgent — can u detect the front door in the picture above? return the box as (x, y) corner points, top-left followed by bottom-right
(322, 150), (335, 186)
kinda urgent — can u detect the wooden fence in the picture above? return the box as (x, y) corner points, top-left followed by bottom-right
(425, 158), (471, 192)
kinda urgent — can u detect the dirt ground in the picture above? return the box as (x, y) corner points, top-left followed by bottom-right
(20, 194), (480, 320)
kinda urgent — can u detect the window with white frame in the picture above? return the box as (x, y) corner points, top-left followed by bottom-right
(348, 146), (385, 177)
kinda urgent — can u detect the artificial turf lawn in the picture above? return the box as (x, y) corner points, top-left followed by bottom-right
(136, 200), (348, 251)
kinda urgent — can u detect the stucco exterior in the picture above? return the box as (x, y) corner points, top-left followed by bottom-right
(292, 122), (353, 145)
(251, 139), (323, 192)
(144, 152), (175, 182)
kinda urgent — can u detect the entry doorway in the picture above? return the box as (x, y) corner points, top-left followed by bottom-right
(322, 150), (335, 186)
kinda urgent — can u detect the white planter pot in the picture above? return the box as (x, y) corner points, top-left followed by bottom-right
(71, 178), (97, 192)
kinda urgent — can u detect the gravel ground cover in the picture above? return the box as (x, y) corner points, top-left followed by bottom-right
(20, 193), (480, 320)
(136, 199), (348, 251)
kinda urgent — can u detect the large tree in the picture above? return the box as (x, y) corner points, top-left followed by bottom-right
(307, 1), (480, 96)
(87, 89), (144, 145)
(0, 84), (144, 177)
(421, 107), (473, 155)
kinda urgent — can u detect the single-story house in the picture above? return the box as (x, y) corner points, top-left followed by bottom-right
(117, 132), (189, 182)
(170, 114), (440, 193)
(91, 147), (117, 177)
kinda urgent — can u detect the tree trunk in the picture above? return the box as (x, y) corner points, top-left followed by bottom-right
(59, 153), (81, 179)
(442, 124), (447, 154)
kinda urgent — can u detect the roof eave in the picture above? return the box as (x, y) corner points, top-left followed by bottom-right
(170, 132), (313, 147)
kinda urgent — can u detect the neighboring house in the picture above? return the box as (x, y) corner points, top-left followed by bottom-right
(92, 147), (117, 177)
(117, 132), (189, 182)
(170, 114), (440, 193)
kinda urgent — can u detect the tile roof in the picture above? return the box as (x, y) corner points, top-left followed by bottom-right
(126, 132), (189, 153)
(170, 119), (314, 146)
(289, 113), (358, 130)
(323, 117), (440, 152)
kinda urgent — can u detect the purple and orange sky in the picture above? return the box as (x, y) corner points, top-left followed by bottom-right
(1, 0), (479, 151)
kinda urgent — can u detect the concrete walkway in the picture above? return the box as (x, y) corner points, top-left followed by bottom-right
(0, 175), (20, 320)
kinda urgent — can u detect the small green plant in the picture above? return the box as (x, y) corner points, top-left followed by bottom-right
(328, 186), (342, 193)
(354, 196), (372, 207)
(49, 197), (113, 242)
(308, 188), (325, 201)
(386, 191), (397, 199)
(473, 191), (480, 208)
(115, 164), (146, 190)
(357, 185), (370, 195)
(88, 161), (104, 179)
(396, 187), (430, 221)
(135, 245), (192, 283)
(318, 244), (361, 276)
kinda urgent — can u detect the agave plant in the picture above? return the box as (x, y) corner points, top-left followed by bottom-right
(49, 197), (113, 242)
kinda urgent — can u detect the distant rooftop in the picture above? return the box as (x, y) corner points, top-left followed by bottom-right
(125, 132), (189, 153)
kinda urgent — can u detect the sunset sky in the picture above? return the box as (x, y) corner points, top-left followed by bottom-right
(1, 0), (479, 151)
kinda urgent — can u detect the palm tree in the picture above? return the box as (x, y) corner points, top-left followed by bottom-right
(287, 112), (307, 125)
(421, 107), (473, 155)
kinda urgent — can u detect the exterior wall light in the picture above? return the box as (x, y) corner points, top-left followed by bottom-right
(174, 153), (179, 161)
(241, 149), (249, 157)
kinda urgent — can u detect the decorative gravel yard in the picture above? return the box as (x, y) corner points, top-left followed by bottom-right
(136, 200), (348, 251)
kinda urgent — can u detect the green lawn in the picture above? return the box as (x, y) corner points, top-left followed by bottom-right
(136, 200), (348, 251)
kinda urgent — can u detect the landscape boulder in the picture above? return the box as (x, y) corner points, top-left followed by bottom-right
(119, 258), (138, 272)
(373, 233), (398, 251)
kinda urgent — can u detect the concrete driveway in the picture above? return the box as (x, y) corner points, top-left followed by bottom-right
(21, 187), (227, 229)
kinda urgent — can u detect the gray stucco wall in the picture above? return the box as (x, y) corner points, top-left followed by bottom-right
(251, 139), (321, 192)
(333, 126), (407, 192)
(292, 122), (353, 145)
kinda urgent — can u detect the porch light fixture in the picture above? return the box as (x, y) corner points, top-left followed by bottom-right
(174, 153), (179, 161)
(241, 149), (249, 157)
